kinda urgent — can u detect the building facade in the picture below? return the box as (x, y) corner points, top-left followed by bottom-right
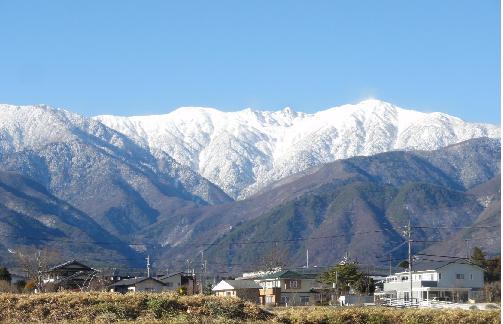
(212, 280), (261, 303)
(43, 260), (98, 291)
(109, 277), (169, 293)
(158, 272), (195, 295)
(246, 270), (324, 306)
(380, 260), (484, 303)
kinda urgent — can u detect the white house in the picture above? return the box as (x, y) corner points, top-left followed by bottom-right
(380, 259), (484, 303)
(212, 280), (262, 303)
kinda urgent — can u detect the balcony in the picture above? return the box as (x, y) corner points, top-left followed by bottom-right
(384, 280), (437, 291)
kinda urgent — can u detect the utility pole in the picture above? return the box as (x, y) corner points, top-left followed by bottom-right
(186, 259), (191, 274)
(388, 254), (391, 276)
(407, 218), (413, 304)
(146, 255), (151, 278)
(200, 251), (205, 295)
(306, 249), (309, 268)
(332, 269), (338, 305)
(465, 239), (471, 260)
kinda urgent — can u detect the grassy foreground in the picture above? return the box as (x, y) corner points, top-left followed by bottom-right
(0, 293), (499, 323)
(273, 306), (501, 324)
(0, 292), (271, 323)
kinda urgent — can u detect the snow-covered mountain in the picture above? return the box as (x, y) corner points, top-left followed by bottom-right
(0, 103), (230, 205)
(0, 104), (232, 239)
(95, 99), (500, 199)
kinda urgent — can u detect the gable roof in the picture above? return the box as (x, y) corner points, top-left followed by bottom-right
(256, 270), (305, 280)
(212, 280), (262, 291)
(157, 272), (192, 281)
(110, 276), (167, 287)
(48, 260), (96, 272)
(398, 258), (485, 273)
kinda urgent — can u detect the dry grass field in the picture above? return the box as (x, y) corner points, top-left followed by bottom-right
(0, 293), (499, 323)
(273, 306), (501, 324)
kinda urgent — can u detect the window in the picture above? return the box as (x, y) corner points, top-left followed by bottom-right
(265, 296), (273, 304)
(418, 275), (422, 280)
(438, 273), (441, 280)
(300, 296), (310, 305)
(226, 291), (232, 296)
(456, 274), (464, 279)
(281, 296), (289, 305)
(287, 280), (299, 289)
(470, 274), (473, 280)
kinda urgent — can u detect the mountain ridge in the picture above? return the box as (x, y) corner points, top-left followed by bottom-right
(94, 99), (499, 199)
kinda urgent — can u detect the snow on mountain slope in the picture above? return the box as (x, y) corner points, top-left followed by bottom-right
(0, 104), (231, 205)
(94, 99), (500, 199)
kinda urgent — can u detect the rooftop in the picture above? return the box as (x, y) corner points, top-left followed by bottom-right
(213, 280), (262, 291)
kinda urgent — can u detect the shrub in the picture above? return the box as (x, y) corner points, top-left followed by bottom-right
(146, 297), (185, 318)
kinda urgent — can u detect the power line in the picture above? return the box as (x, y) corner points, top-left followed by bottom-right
(412, 226), (495, 229)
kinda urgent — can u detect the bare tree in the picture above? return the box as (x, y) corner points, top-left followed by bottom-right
(15, 246), (62, 292)
(260, 246), (288, 271)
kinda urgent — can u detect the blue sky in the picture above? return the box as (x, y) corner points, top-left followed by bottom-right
(0, 1), (500, 123)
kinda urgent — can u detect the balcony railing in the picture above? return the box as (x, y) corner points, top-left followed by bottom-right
(384, 280), (437, 288)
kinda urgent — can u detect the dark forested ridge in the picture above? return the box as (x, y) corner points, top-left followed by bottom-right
(0, 137), (500, 273)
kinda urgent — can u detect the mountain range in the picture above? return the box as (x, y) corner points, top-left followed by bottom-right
(0, 100), (499, 272)
(95, 99), (499, 199)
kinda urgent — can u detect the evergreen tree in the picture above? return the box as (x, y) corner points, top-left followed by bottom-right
(0, 267), (11, 283)
(397, 260), (409, 269)
(471, 247), (486, 267)
(321, 263), (369, 294)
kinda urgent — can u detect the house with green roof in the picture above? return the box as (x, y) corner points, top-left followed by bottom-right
(242, 269), (326, 306)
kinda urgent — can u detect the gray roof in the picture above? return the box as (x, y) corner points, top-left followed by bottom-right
(410, 258), (482, 272)
(48, 260), (96, 272)
(225, 280), (262, 289)
(256, 270), (305, 280)
(110, 276), (166, 287)
(157, 272), (192, 281)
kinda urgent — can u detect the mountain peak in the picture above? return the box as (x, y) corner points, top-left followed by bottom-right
(357, 98), (392, 106)
(94, 101), (500, 199)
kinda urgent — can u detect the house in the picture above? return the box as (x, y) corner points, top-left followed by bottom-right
(157, 272), (196, 295)
(212, 280), (261, 303)
(244, 269), (324, 306)
(109, 277), (169, 293)
(379, 259), (484, 303)
(43, 260), (98, 291)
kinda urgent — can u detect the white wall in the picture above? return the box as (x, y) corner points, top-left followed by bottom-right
(437, 264), (484, 289)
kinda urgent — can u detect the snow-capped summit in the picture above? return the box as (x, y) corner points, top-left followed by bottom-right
(94, 100), (500, 199)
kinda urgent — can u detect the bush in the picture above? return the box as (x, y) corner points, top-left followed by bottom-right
(146, 297), (186, 318)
